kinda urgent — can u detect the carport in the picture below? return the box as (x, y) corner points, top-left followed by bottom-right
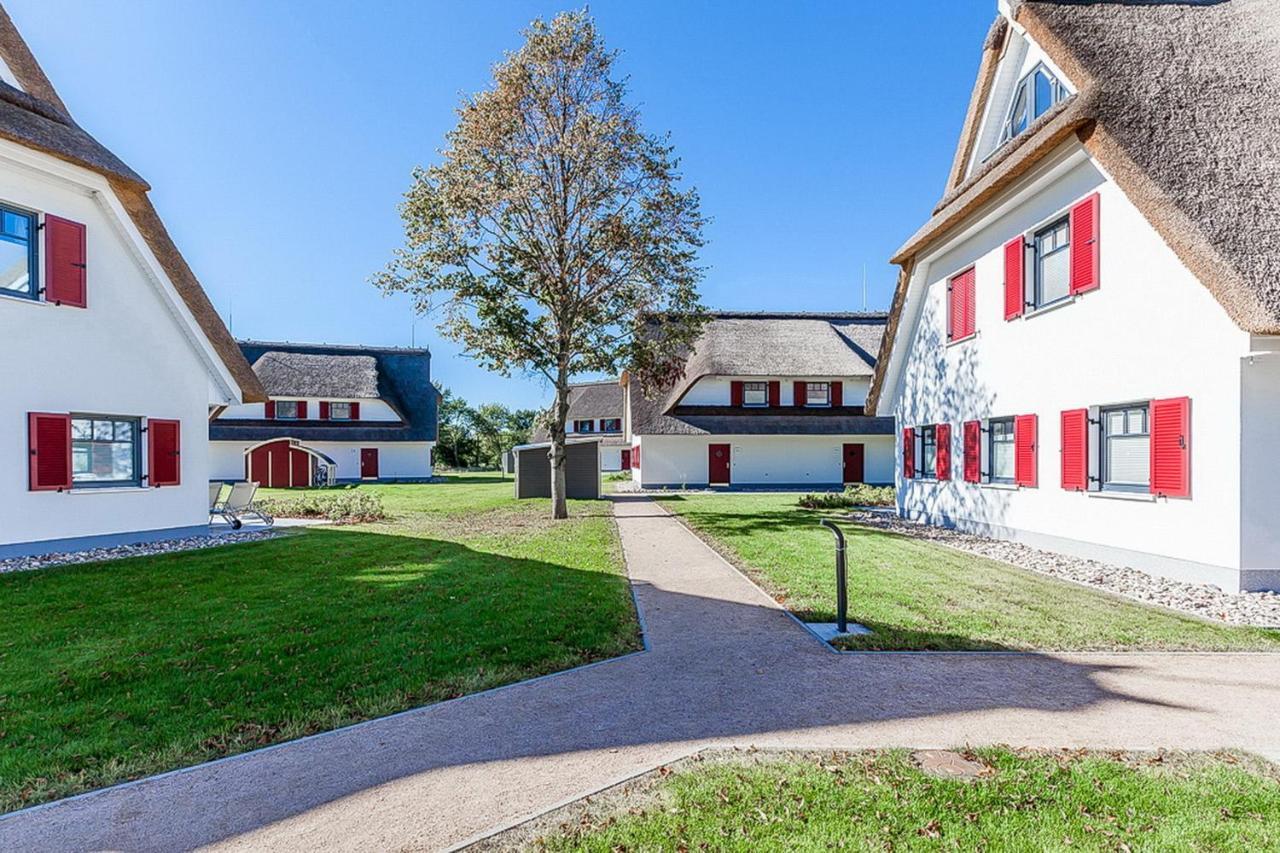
(512, 439), (600, 499)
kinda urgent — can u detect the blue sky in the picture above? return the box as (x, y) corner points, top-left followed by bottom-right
(9, 1), (992, 410)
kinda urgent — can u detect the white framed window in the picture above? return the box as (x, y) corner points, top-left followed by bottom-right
(806, 382), (831, 407)
(329, 402), (353, 420)
(275, 401), (300, 420)
(743, 382), (768, 407)
(71, 415), (141, 488)
(988, 417), (1015, 484)
(574, 419), (596, 433)
(999, 63), (1067, 146)
(1102, 404), (1149, 492)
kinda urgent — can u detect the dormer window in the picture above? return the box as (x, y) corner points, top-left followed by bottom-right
(806, 382), (831, 407)
(742, 382), (768, 407)
(999, 64), (1066, 146)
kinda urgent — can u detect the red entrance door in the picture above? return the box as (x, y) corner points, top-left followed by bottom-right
(842, 443), (865, 484)
(246, 440), (311, 487)
(621, 448), (631, 471)
(708, 443), (731, 485)
(360, 448), (380, 479)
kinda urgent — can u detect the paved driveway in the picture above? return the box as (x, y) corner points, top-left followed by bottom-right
(5, 495), (1279, 851)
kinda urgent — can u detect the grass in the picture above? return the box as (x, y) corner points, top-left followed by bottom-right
(0, 474), (638, 812)
(536, 748), (1280, 851)
(658, 493), (1280, 651)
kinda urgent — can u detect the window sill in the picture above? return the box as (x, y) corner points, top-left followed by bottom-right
(946, 333), (977, 348)
(1087, 490), (1156, 503)
(980, 482), (1019, 491)
(1023, 295), (1077, 320)
(0, 291), (50, 306)
(70, 486), (150, 495)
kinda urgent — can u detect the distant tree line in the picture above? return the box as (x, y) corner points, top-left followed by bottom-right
(435, 386), (537, 470)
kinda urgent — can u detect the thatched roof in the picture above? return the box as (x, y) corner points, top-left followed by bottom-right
(210, 341), (438, 443)
(871, 0), (1280, 411)
(0, 6), (263, 401)
(630, 312), (892, 436)
(251, 352), (380, 398)
(529, 380), (624, 443)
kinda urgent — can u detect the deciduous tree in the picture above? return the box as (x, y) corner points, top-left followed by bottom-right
(376, 10), (706, 517)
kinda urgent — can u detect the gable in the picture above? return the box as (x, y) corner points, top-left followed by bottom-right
(0, 7), (263, 402)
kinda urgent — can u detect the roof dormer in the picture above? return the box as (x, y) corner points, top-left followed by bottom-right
(963, 17), (1076, 179)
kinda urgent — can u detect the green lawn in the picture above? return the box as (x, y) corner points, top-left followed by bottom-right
(659, 493), (1280, 651)
(538, 749), (1280, 851)
(0, 475), (638, 812)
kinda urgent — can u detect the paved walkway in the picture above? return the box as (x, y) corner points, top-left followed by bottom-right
(5, 496), (1280, 851)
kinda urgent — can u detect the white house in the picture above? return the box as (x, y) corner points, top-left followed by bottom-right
(626, 312), (895, 489)
(531, 380), (629, 471)
(209, 341), (438, 486)
(870, 0), (1280, 592)
(0, 7), (266, 558)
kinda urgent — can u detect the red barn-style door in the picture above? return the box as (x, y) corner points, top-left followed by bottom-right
(246, 440), (312, 487)
(621, 448), (631, 470)
(360, 448), (380, 480)
(842, 443), (865, 484)
(708, 443), (731, 485)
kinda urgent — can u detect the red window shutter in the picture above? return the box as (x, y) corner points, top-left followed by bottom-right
(1004, 236), (1024, 320)
(28, 412), (72, 491)
(1150, 397), (1190, 498)
(935, 423), (951, 480)
(44, 215), (87, 308)
(831, 381), (843, 407)
(319, 401), (330, 420)
(768, 380), (780, 407)
(730, 381), (744, 407)
(902, 427), (915, 479)
(297, 401), (308, 419)
(793, 381), (806, 408)
(264, 400), (276, 419)
(1014, 414), (1038, 487)
(1060, 408), (1088, 491)
(350, 402), (360, 420)
(148, 418), (181, 487)
(963, 420), (981, 483)
(1069, 192), (1100, 295)
(949, 267), (976, 340)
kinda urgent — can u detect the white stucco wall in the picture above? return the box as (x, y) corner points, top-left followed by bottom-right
(0, 145), (236, 551)
(886, 150), (1262, 589)
(680, 376), (871, 407)
(600, 445), (624, 471)
(219, 398), (401, 422)
(210, 441), (434, 482)
(632, 434), (894, 488)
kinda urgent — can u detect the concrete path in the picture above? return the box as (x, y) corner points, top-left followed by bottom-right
(5, 496), (1280, 851)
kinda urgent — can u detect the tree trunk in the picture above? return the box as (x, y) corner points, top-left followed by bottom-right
(549, 367), (570, 519)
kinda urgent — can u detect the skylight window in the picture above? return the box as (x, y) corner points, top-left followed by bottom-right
(999, 63), (1066, 146)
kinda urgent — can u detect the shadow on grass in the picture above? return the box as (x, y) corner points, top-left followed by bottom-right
(0, 507), (1243, 852)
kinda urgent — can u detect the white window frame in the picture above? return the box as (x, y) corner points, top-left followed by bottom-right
(917, 425), (937, 481)
(987, 416), (1016, 485)
(275, 400), (301, 420)
(329, 402), (353, 421)
(743, 381), (768, 407)
(805, 381), (831, 407)
(999, 62), (1067, 146)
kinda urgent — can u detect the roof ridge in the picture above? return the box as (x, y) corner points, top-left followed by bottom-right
(709, 311), (889, 321)
(239, 339), (432, 355)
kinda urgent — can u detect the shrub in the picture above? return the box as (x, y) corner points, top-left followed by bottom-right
(797, 484), (895, 510)
(261, 491), (387, 523)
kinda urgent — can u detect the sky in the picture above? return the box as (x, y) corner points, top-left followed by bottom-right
(8, 0), (993, 411)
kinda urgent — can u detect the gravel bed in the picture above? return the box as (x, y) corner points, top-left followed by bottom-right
(847, 512), (1280, 629)
(0, 530), (282, 575)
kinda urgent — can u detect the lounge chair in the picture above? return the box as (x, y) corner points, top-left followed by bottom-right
(208, 482), (224, 512)
(212, 481), (273, 530)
